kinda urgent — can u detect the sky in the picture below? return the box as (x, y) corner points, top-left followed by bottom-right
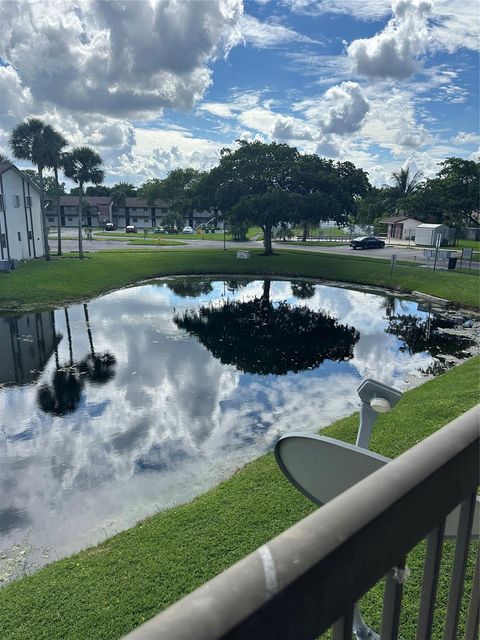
(0, 0), (478, 187)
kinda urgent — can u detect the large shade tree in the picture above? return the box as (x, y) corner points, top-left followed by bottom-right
(174, 280), (359, 375)
(62, 147), (104, 258)
(199, 140), (299, 255)
(10, 118), (67, 261)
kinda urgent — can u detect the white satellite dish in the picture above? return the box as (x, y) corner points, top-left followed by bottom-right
(275, 434), (479, 538)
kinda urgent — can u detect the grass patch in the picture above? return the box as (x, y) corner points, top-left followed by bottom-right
(0, 248), (478, 313)
(0, 357), (478, 640)
(455, 239), (480, 252)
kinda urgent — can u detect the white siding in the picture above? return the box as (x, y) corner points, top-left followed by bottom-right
(0, 168), (45, 261)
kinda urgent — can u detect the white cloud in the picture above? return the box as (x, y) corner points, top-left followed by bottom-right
(270, 115), (315, 140)
(298, 82), (370, 135)
(282, 0), (392, 20)
(0, 0), (243, 117)
(347, 0), (432, 80)
(240, 14), (321, 47)
(452, 132), (480, 146)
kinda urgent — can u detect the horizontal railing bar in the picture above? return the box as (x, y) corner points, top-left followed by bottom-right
(123, 405), (479, 640)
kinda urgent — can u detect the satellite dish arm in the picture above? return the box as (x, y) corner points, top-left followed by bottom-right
(356, 401), (378, 449)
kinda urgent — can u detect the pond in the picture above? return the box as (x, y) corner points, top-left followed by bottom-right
(0, 278), (477, 582)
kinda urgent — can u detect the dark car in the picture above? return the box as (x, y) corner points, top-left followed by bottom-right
(126, 225), (138, 233)
(104, 222), (116, 231)
(350, 236), (385, 250)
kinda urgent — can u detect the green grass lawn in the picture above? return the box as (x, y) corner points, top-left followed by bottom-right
(0, 248), (478, 313)
(94, 226), (262, 242)
(0, 357), (477, 640)
(455, 239), (480, 251)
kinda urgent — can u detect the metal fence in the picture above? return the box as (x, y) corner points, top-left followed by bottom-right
(123, 405), (479, 640)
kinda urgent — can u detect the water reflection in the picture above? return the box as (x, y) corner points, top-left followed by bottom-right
(36, 306), (116, 417)
(0, 311), (60, 386)
(174, 281), (359, 375)
(0, 278), (477, 581)
(386, 313), (474, 357)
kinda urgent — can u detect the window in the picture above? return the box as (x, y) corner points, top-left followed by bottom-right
(48, 217), (55, 222)
(0, 194), (4, 210)
(28, 230), (33, 240)
(161, 207), (168, 213)
(68, 217), (73, 221)
(133, 217), (138, 222)
(25, 195), (32, 207)
(0, 234), (6, 248)
(14, 195), (20, 207)
(143, 218), (149, 222)
(18, 232), (21, 241)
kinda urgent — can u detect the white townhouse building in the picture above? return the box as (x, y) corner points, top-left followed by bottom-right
(0, 161), (45, 262)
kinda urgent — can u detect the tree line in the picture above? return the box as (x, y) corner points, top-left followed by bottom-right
(2, 119), (478, 260)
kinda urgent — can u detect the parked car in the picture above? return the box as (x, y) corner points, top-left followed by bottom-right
(164, 226), (178, 234)
(126, 225), (137, 233)
(350, 236), (385, 250)
(182, 226), (195, 234)
(153, 226), (164, 234)
(104, 222), (116, 231)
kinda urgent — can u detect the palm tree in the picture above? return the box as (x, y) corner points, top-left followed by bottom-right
(0, 152), (10, 164)
(46, 130), (68, 256)
(10, 118), (64, 261)
(62, 147), (104, 259)
(391, 167), (422, 196)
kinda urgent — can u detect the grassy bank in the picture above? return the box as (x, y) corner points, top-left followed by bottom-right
(0, 357), (478, 640)
(0, 249), (478, 313)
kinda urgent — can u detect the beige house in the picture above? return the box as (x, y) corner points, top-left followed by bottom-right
(380, 216), (423, 241)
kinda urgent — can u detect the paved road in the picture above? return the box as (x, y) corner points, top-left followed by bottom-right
(49, 233), (478, 270)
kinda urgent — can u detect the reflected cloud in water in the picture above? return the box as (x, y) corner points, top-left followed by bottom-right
(0, 278), (477, 580)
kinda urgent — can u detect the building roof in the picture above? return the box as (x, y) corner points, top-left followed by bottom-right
(0, 161), (41, 191)
(416, 223), (445, 229)
(59, 195), (111, 206)
(57, 195), (168, 208)
(379, 216), (423, 224)
(123, 197), (168, 208)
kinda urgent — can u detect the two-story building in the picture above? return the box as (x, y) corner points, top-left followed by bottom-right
(0, 161), (45, 262)
(112, 198), (169, 228)
(47, 194), (214, 230)
(47, 195), (112, 228)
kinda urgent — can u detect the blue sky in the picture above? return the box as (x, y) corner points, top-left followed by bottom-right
(0, 0), (478, 186)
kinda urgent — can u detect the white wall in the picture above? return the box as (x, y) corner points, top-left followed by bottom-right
(0, 167), (45, 261)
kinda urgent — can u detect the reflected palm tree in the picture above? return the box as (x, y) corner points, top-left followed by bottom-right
(291, 282), (315, 300)
(166, 279), (213, 298)
(174, 280), (359, 375)
(386, 313), (474, 358)
(37, 305), (116, 416)
(37, 308), (84, 416)
(79, 304), (116, 385)
(37, 366), (85, 416)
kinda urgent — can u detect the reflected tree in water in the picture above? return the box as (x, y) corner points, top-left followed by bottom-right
(174, 280), (359, 375)
(79, 304), (116, 385)
(386, 313), (474, 358)
(37, 308), (84, 416)
(291, 282), (315, 300)
(37, 366), (85, 416)
(37, 305), (116, 416)
(166, 279), (213, 298)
